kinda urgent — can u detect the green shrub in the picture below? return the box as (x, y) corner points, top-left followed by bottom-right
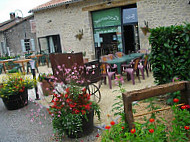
(149, 23), (190, 84)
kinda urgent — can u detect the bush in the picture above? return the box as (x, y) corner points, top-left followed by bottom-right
(149, 23), (190, 84)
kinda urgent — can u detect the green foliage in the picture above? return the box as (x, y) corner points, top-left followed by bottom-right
(149, 23), (190, 85)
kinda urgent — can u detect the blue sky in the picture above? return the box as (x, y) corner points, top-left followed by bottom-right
(0, 0), (50, 23)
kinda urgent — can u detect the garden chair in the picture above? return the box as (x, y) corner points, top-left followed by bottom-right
(27, 57), (39, 74)
(115, 52), (125, 58)
(138, 55), (149, 79)
(101, 55), (117, 73)
(7, 61), (22, 73)
(100, 62), (116, 89)
(123, 57), (141, 85)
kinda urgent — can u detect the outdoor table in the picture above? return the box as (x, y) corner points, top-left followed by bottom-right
(28, 54), (43, 67)
(13, 59), (32, 74)
(0, 59), (15, 73)
(106, 53), (144, 74)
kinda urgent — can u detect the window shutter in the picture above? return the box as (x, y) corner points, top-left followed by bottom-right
(21, 39), (26, 52)
(30, 39), (35, 51)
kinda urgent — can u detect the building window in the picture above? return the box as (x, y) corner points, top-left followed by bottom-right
(24, 39), (30, 51)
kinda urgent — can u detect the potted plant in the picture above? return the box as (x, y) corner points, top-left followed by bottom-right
(140, 21), (150, 35)
(38, 73), (54, 96)
(47, 64), (101, 139)
(0, 73), (34, 110)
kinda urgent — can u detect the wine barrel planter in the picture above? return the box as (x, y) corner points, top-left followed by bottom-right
(67, 109), (94, 138)
(2, 90), (28, 110)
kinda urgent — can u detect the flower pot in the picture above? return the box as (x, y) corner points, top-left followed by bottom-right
(2, 89), (28, 110)
(40, 80), (54, 96)
(67, 109), (94, 138)
(140, 27), (150, 35)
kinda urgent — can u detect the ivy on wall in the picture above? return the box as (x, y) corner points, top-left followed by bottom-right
(149, 23), (190, 85)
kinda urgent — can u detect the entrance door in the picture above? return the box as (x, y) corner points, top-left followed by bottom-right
(123, 24), (139, 54)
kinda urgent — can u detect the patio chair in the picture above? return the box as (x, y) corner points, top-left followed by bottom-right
(27, 57), (39, 74)
(115, 52), (125, 58)
(7, 61), (22, 73)
(100, 62), (116, 89)
(101, 55), (117, 73)
(138, 55), (149, 79)
(123, 57), (141, 85)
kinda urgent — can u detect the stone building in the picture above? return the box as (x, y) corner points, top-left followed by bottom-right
(29, 0), (190, 60)
(0, 13), (38, 56)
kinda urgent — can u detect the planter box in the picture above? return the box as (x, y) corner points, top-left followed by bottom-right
(40, 80), (54, 96)
(2, 90), (28, 110)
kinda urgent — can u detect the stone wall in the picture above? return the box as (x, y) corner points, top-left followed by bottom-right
(137, 0), (190, 50)
(34, 0), (190, 58)
(3, 17), (38, 56)
(35, 0), (105, 60)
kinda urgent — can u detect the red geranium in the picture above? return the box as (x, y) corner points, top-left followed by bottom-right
(184, 126), (190, 130)
(105, 125), (111, 129)
(149, 129), (154, 133)
(110, 121), (115, 126)
(173, 98), (179, 103)
(130, 128), (136, 134)
(149, 118), (155, 123)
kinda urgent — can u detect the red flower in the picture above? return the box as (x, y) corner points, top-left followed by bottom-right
(65, 87), (70, 93)
(149, 129), (154, 133)
(185, 105), (190, 109)
(184, 126), (189, 130)
(19, 89), (24, 92)
(149, 118), (155, 123)
(173, 98), (179, 103)
(181, 105), (186, 109)
(65, 94), (68, 98)
(110, 121), (115, 126)
(81, 110), (86, 115)
(105, 125), (111, 129)
(121, 126), (125, 130)
(82, 88), (86, 93)
(130, 128), (136, 134)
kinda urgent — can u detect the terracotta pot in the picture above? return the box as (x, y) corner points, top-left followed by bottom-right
(40, 80), (54, 96)
(83, 58), (89, 63)
(2, 89), (28, 110)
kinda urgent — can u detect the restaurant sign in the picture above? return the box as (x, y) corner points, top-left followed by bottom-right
(123, 8), (138, 24)
(92, 8), (121, 28)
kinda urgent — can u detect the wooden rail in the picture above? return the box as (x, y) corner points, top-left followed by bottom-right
(122, 81), (190, 130)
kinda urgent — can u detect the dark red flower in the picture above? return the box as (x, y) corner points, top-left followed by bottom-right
(184, 126), (189, 130)
(95, 133), (99, 137)
(65, 87), (70, 93)
(149, 129), (154, 133)
(121, 126), (124, 130)
(130, 128), (136, 134)
(185, 105), (190, 109)
(105, 125), (111, 129)
(173, 98), (179, 103)
(110, 121), (115, 126)
(149, 118), (155, 123)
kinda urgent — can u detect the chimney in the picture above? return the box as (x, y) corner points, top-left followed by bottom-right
(10, 12), (15, 20)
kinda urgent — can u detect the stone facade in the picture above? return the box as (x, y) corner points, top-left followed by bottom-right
(0, 16), (38, 56)
(34, 0), (190, 59)
(137, 0), (190, 50)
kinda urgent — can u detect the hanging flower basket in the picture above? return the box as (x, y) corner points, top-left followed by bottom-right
(140, 27), (150, 35)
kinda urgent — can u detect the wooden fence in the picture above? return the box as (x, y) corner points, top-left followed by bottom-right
(122, 81), (190, 130)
